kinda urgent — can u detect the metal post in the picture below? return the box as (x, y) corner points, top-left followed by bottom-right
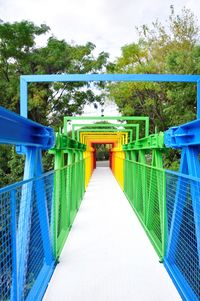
(20, 77), (28, 118)
(11, 189), (18, 301)
(197, 80), (200, 119)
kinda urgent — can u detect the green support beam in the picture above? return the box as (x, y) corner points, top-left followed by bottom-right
(123, 132), (164, 150)
(71, 123), (140, 141)
(64, 116), (149, 137)
(77, 128), (133, 143)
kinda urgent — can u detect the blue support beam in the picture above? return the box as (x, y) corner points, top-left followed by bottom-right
(17, 147), (37, 299)
(20, 77), (28, 118)
(0, 106), (54, 149)
(21, 73), (200, 83)
(164, 119), (200, 148)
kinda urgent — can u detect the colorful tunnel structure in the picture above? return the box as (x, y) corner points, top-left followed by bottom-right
(0, 74), (200, 301)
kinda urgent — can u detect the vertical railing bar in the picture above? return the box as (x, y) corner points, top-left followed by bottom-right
(11, 189), (18, 301)
(162, 169), (167, 260)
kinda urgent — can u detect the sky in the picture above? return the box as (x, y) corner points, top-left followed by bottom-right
(0, 0), (200, 117)
(1, 0), (200, 59)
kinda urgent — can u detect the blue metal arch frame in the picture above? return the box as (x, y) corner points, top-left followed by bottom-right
(20, 73), (200, 118)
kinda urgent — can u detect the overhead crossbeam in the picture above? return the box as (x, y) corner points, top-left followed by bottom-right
(20, 74), (200, 120)
(80, 133), (128, 147)
(70, 123), (140, 141)
(78, 129), (133, 143)
(65, 117), (147, 137)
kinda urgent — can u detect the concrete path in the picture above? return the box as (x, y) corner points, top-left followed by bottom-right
(96, 160), (109, 167)
(43, 167), (181, 301)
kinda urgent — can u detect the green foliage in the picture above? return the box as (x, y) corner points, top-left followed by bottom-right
(94, 144), (111, 161)
(108, 6), (200, 135)
(0, 21), (109, 126)
(0, 20), (109, 186)
(0, 145), (25, 187)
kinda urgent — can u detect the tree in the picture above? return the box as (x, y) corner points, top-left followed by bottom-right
(0, 20), (109, 186)
(108, 6), (200, 133)
(0, 21), (109, 127)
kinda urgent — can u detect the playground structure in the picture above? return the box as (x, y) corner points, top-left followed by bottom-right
(0, 74), (200, 301)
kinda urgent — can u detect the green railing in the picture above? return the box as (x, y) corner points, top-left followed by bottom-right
(54, 159), (85, 258)
(123, 159), (166, 259)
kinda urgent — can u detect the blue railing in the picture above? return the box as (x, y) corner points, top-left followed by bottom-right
(0, 170), (55, 301)
(165, 170), (200, 301)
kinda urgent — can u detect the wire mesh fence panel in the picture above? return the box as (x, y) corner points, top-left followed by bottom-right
(78, 160), (84, 207)
(71, 163), (77, 223)
(0, 170), (55, 301)
(21, 184), (45, 299)
(68, 164), (73, 227)
(123, 160), (166, 258)
(16, 172), (55, 300)
(0, 191), (13, 301)
(55, 166), (70, 257)
(0, 160), (86, 300)
(165, 171), (200, 301)
(55, 160), (85, 258)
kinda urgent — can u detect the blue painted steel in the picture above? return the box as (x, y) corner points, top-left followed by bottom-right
(11, 189), (18, 301)
(0, 169), (54, 195)
(164, 260), (199, 301)
(17, 147), (38, 299)
(21, 73), (200, 83)
(164, 119), (200, 267)
(0, 192), (12, 300)
(167, 149), (190, 259)
(0, 169), (56, 301)
(25, 263), (55, 301)
(164, 119), (200, 148)
(165, 169), (200, 300)
(20, 73), (200, 118)
(164, 109), (200, 301)
(16, 147), (54, 300)
(0, 106), (54, 149)
(197, 80), (200, 119)
(167, 146), (200, 256)
(20, 77), (28, 118)
(35, 151), (54, 265)
(0, 103), (55, 298)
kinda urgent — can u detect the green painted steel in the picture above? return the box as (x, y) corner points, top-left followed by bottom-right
(71, 123), (140, 141)
(122, 132), (166, 259)
(123, 132), (164, 150)
(77, 128), (133, 142)
(123, 160), (166, 259)
(64, 116), (149, 137)
(49, 132), (86, 258)
(50, 118), (167, 261)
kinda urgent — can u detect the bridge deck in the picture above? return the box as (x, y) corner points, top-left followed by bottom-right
(44, 167), (181, 301)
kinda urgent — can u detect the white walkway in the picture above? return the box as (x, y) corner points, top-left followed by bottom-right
(44, 168), (181, 301)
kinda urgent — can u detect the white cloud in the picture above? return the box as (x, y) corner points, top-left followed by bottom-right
(0, 0), (199, 59)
